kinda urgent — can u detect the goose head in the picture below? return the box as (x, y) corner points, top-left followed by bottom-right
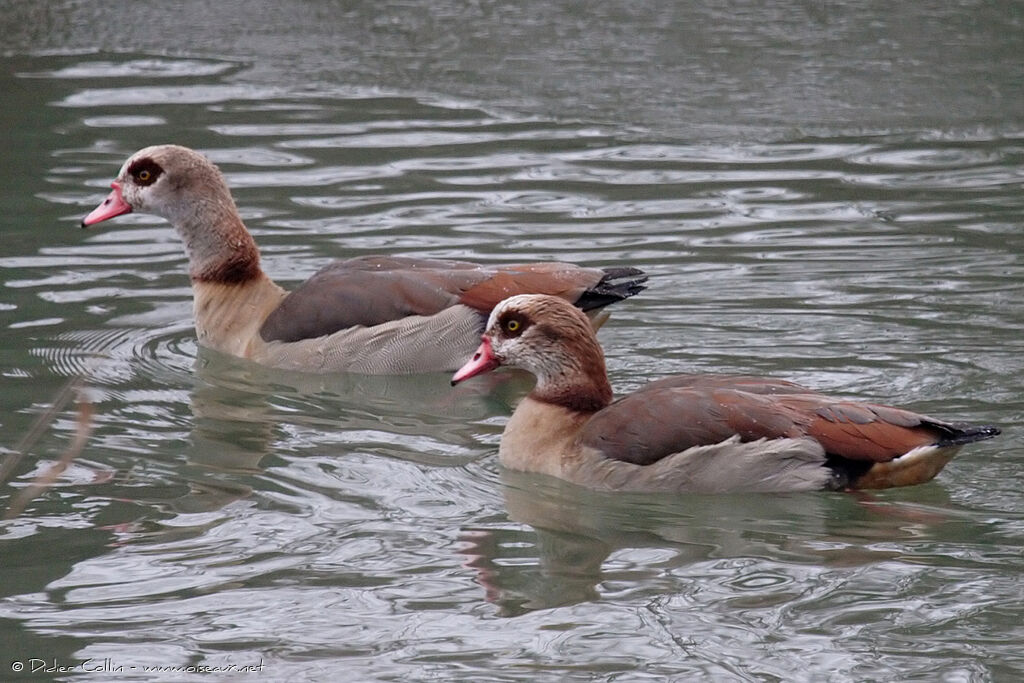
(81, 144), (236, 228)
(453, 294), (613, 411)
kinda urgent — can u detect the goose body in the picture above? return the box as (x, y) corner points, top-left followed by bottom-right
(452, 295), (1000, 493)
(81, 145), (646, 374)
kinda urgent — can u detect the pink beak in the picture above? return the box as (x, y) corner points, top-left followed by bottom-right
(451, 336), (500, 385)
(81, 182), (132, 227)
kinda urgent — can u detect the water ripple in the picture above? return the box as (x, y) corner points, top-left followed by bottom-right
(58, 84), (297, 108)
(22, 58), (238, 79)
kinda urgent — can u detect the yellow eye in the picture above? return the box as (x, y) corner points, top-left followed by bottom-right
(506, 319), (520, 332)
(127, 158), (162, 185)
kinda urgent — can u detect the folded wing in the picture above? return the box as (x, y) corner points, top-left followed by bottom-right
(260, 256), (645, 343)
(581, 374), (996, 466)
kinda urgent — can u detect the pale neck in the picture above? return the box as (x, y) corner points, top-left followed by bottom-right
(500, 396), (596, 477)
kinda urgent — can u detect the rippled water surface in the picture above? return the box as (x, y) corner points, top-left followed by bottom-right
(2, 3), (1023, 681)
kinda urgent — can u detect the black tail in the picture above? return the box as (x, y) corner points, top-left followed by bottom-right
(937, 422), (1001, 447)
(576, 267), (648, 311)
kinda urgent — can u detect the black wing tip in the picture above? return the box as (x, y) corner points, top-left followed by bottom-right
(600, 265), (647, 279)
(941, 423), (1001, 446)
(576, 267), (649, 311)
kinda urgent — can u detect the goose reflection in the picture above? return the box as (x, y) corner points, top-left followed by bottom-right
(461, 470), (961, 616)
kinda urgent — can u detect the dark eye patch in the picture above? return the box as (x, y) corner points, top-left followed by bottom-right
(498, 310), (530, 337)
(126, 157), (164, 186)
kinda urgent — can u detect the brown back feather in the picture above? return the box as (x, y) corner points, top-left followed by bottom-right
(458, 263), (604, 312)
(260, 257), (612, 343)
(582, 375), (966, 466)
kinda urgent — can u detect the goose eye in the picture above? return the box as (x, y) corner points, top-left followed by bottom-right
(498, 312), (528, 336)
(127, 158), (163, 186)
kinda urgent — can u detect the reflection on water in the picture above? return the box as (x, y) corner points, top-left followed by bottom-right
(1, 18), (1022, 680)
(463, 471), (981, 617)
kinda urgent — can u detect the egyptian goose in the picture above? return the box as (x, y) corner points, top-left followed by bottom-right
(80, 145), (646, 373)
(452, 295), (1000, 492)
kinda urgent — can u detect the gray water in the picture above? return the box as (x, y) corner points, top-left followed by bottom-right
(1, 2), (1022, 681)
